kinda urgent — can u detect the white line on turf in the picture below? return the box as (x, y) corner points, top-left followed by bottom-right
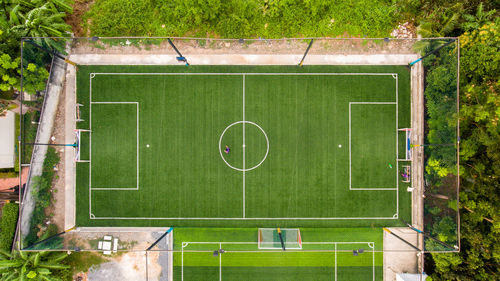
(396, 74), (400, 218)
(91, 216), (398, 220)
(89, 74), (92, 218)
(89, 102), (139, 190)
(242, 74), (245, 218)
(88, 72), (401, 221)
(91, 72), (398, 76)
(218, 121), (269, 172)
(335, 243), (337, 281)
(219, 242), (222, 281)
(349, 102), (397, 190)
(181, 241), (375, 281)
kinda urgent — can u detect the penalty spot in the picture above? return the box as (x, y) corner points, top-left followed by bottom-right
(146, 144), (150, 148)
(338, 144), (342, 148)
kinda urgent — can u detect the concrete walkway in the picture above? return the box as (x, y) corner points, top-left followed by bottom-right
(20, 57), (67, 238)
(70, 54), (418, 66)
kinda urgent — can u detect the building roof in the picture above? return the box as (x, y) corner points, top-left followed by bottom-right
(0, 110), (15, 169)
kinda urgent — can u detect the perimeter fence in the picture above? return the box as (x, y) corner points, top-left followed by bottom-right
(17, 37), (459, 255)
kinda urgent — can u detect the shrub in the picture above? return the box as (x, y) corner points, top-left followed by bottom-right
(84, 0), (398, 38)
(0, 202), (19, 252)
(25, 147), (60, 246)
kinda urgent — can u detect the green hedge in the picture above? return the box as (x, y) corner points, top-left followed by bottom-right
(0, 202), (19, 252)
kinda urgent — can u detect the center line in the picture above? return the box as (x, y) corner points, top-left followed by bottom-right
(242, 74), (246, 218)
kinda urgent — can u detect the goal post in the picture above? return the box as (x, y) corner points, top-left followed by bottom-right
(258, 228), (302, 250)
(398, 128), (412, 161)
(74, 129), (90, 162)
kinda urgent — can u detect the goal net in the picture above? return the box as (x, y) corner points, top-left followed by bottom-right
(258, 228), (302, 250)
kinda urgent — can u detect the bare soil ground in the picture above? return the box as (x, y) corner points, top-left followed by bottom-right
(66, 0), (94, 37)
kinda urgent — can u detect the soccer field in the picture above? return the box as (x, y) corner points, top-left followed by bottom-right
(75, 65), (411, 227)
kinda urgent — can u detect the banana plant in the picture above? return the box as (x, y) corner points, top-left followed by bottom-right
(0, 249), (70, 281)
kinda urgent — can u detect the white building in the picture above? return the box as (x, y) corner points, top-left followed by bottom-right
(0, 110), (15, 169)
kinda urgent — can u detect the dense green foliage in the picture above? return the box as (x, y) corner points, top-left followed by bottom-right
(0, 0), (72, 100)
(428, 20), (500, 281)
(423, 16), (499, 281)
(0, 203), (19, 252)
(84, 0), (397, 38)
(25, 147), (60, 247)
(0, 249), (70, 280)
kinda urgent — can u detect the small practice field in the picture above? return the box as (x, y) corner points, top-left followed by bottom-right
(75, 65), (412, 227)
(173, 228), (383, 281)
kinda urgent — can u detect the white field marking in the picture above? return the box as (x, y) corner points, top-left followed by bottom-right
(87, 72), (400, 221)
(89, 102), (139, 190)
(181, 246), (184, 281)
(91, 216), (397, 220)
(395, 75), (400, 218)
(181, 241), (376, 281)
(218, 121), (269, 172)
(75, 130), (90, 161)
(92, 72), (398, 76)
(89, 74), (92, 218)
(349, 102), (398, 191)
(219, 242), (222, 281)
(242, 74), (245, 218)
(373, 243), (376, 281)
(88, 72), (140, 217)
(181, 241), (375, 245)
(335, 243), (337, 281)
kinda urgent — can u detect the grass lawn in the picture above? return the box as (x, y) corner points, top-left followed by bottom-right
(75, 65), (411, 227)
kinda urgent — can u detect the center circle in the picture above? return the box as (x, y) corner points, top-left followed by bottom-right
(219, 121), (269, 172)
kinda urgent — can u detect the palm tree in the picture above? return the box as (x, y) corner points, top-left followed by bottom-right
(462, 3), (496, 32)
(0, 249), (70, 280)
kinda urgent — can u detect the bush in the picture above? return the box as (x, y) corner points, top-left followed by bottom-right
(25, 147), (60, 246)
(84, 0), (398, 38)
(0, 202), (19, 252)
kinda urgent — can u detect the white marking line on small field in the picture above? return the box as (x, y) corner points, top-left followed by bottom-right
(219, 242), (222, 281)
(242, 74), (246, 218)
(334, 243), (337, 281)
(182, 241), (375, 281)
(395, 74), (399, 218)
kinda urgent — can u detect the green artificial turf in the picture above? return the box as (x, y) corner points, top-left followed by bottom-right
(173, 228), (383, 280)
(75, 65), (411, 227)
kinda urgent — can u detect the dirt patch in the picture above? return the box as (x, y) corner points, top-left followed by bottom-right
(66, 0), (94, 37)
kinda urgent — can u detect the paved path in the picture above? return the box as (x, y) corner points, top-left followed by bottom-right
(20, 57), (66, 237)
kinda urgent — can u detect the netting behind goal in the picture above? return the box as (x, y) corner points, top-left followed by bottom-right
(258, 228), (302, 249)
